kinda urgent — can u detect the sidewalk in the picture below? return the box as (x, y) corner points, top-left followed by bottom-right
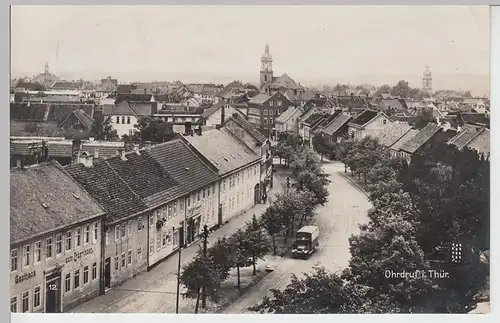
(70, 174), (284, 313)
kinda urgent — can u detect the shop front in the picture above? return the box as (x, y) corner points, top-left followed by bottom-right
(186, 204), (201, 244)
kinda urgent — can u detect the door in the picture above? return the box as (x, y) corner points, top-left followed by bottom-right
(218, 204), (223, 225)
(179, 222), (185, 247)
(254, 183), (260, 205)
(45, 277), (61, 313)
(104, 258), (111, 289)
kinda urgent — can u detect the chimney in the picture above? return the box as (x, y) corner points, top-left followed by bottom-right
(152, 101), (159, 114)
(93, 149), (99, 159)
(133, 144), (141, 155)
(196, 126), (203, 136)
(81, 153), (94, 168)
(72, 139), (83, 164)
(221, 104), (226, 124)
(117, 148), (127, 160)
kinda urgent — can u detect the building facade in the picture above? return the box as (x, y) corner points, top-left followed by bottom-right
(247, 91), (293, 137)
(10, 162), (105, 313)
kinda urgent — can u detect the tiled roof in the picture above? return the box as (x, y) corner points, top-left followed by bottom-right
(110, 101), (137, 117)
(129, 102), (153, 116)
(322, 113), (352, 136)
(148, 139), (220, 194)
(51, 82), (82, 90)
(467, 128), (490, 155)
(10, 139), (124, 158)
(102, 104), (116, 116)
(380, 99), (405, 111)
(248, 93), (271, 105)
(183, 128), (260, 175)
(310, 114), (331, 131)
(115, 93), (152, 104)
(349, 109), (379, 126)
(224, 114), (267, 143)
(270, 73), (299, 89)
(275, 106), (302, 124)
(448, 124), (484, 150)
(11, 103), (47, 121)
(314, 110), (342, 130)
(71, 110), (94, 129)
(390, 129), (419, 151)
(10, 161), (105, 243)
(104, 152), (184, 209)
(65, 160), (148, 223)
(377, 123), (413, 147)
(462, 98), (483, 105)
(201, 101), (225, 119)
(10, 120), (65, 138)
(47, 103), (95, 123)
(303, 113), (324, 126)
(400, 123), (441, 154)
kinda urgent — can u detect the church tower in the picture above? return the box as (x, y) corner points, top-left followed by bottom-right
(260, 44), (273, 89)
(422, 66), (432, 94)
(44, 61), (50, 77)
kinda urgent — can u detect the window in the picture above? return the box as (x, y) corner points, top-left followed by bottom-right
(137, 216), (143, 231)
(33, 287), (41, 309)
(173, 229), (179, 246)
(121, 224), (126, 239)
(121, 117), (126, 124)
(156, 233), (161, 251)
(187, 197), (191, 207)
(121, 253), (126, 267)
(264, 119), (267, 124)
(65, 273), (71, 293)
(92, 262), (97, 280)
(212, 185), (215, 195)
(11, 296), (17, 312)
(46, 237), (53, 259)
(197, 191), (201, 201)
(263, 109), (268, 115)
(127, 250), (132, 265)
(116, 116), (120, 124)
(84, 224), (90, 244)
(65, 231), (72, 251)
(127, 116), (131, 124)
(278, 100), (282, 106)
(150, 214), (154, 227)
(222, 180), (226, 192)
(83, 266), (89, 284)
(75, 228), (81, 248)
(34, 241), (41, 263)
(383, 119), (387, 124)
(94, 222), (99, 242)
(105, 230), (110, 245)
(173, 201), (177, 215)
(149, 239), (154, 255)
(11, 249), (18, 272)
(167, 229), (172, 244)
(270, 101), (274, 106)
(137, 246), (143, 261)
(167, 204), (173, 219)
(207, 187), (211, 197)
(115, 226), (120, 241)
(22, 291), (29, 312)
(23, 245), (30, 267)
(203, 189), (206, 199)
(128, 220), (132, 236)
(179, 199), (184, 211)
(56, 234), (62, 255)
(114, 256), (119, 271)
(74, 270), (80, 289)
(162, 232), (167, 248)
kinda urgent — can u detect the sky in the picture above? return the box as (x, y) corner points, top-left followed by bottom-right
(10, 5), (490, 96)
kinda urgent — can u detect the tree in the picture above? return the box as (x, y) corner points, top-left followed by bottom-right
(374, 84), (392, 97)
(275, 132), (303, 166)
(344, 136), (384, 182)
(412, 109), (437, 130)
(231, 229), (254, 289)
(391, 80), (412, 98)
(180, 251), (222, 313)
(132, 117), (175, 143)
(464, 91), (472, 98)
(245, 214), (270, 275)
(207, 237), (235, 282)
(311, 133), (331, 161)
(90, 116), (119, 141)
(290, 146), (322, 177)
(249, 267), (371, 313)
(260, 206), (283, 255)
(295, 170), (330, 205)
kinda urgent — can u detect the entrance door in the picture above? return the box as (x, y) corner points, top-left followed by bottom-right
(45, 277), (61, 313)
(104, 258), (111, 289)
(254, 183), (260, 205)
(179, 222), (185, 247)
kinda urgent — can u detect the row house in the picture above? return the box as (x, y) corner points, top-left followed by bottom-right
(222, 114), (274, 195)
(274, 105), (304, 135)
(447, 124), (490, 157)
(315, 112), (352, 146)
(152, 103), (204, 134)
(375, 122), (414, 149)
(149, 139), (221, 243)
(397, 123), (456, 164)
(347, 109), (392, 140)
(187, 84), (221, 105)
(246, 91), (293, 138)
(388, 129), (420, 159)
(103, 101), (152, 137)
(181, 128), (261, 222)
(202, 101), (246, 127)
(10, 162), (106, 313)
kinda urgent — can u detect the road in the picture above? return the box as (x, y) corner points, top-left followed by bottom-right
(221, 161), (372, 313)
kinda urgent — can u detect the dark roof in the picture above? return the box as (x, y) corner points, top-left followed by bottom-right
(51, 82), (82, 90)
(69, 109), (94, 129)
(201, 101), (225, 119)
(350, 109), (379, 126)
(310, 114), (330, 131)
(10, 120), (65, 137)
(400, 123), (441, 154)
(115, 93), (152, 104)
(224, 114), (267, 143)
(390, 129), (419, 151)
(10, 161), (104, 243)
(149, 139), (220, 194)
(377, 122), (413, 147)
(104, 152), (184, 208)
(322, 113), (352, 136)
(129, 102), (153, 116)
(447, 124), (484, 150)
(116, 84), (136, 94)
(303, 113), (325, 126)
(315, 110), (342, 130)
(47, 104), (95, 123)
(10, 139), (124, 158)
(11, 103), (47, 121)
(65, 159), (148, 223)
(182, 128), (260, 175)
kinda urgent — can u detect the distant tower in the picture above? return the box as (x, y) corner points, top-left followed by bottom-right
(44, 61), (50, 77)
(260, 44), (273, 89)
(422, 66), (432, 94)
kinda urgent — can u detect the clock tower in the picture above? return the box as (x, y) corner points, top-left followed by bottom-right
(260, 44), (273, 89)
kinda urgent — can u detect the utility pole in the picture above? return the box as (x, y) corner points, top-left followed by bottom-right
(201, 224), (208, 309)
(286, 177), (291, 194)
(175, 226), (182, 314)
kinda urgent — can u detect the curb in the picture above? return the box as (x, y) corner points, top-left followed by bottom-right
(214, 270), (271, 313)
(338, 171), (370, 198)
